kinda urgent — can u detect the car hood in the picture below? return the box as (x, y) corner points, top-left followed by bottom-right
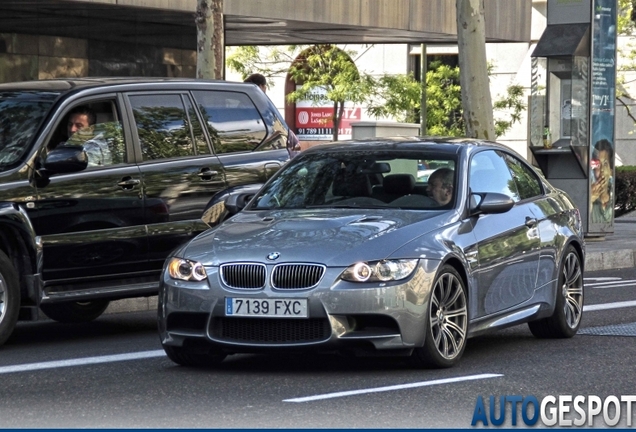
(182, 209), (456, 266)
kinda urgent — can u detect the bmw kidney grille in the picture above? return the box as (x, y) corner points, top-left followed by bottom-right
(220, 263), (325, 289)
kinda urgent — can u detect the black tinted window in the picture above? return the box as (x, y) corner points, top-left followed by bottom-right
(129, 94), (197, 161)
(504, 153), (542, 200)
(192, 90), (266, 154)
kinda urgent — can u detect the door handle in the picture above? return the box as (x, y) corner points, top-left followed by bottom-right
(197, 168), (218, 181)
(117, 177), (140, 190)
(525, 217), (538, 228)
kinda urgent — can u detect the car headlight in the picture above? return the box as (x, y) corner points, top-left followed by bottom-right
(167, 258), (208, 281)
(341, 259), (418, 282)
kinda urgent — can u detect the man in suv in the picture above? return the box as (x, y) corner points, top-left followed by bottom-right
(0, 78), (299, 346)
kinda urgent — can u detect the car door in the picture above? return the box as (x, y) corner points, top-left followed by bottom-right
(29, 95), (149, 282)
(190, 89), (289, 186)
(126, 92), (226, 271)
(468, 150), (542, 318)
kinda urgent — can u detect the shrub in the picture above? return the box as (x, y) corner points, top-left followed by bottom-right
(615, 166), (636, 216)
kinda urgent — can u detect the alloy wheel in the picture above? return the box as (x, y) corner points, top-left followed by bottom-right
(429, 271), (468, 360)
(561, 250), (583, 329)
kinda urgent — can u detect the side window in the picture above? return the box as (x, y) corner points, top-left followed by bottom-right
(503, 153), (543, 200)
(129, 94), (198, 161)
(192, 90), (267, 154)
(469, 150), (520, 201)
(48, 99), (126, 168)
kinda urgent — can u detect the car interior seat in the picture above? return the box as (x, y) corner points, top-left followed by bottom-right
(372, 173), (415, 202)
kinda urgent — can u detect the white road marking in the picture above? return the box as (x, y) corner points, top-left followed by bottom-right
(584, 277), (622, 282)
(584, 300), (636, 312)
(282, 373), (503, 403)
(585, 280), (636, 288)
(0, 349), (165, 374)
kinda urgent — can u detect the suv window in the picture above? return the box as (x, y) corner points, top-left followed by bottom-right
(192, 90), (267, 154)
(129, 94), (208, 161)
(47, 98), (126, 167)
(0, 91), (58, 167)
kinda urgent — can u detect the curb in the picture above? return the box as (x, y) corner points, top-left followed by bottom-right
(585, 249), (635, 272)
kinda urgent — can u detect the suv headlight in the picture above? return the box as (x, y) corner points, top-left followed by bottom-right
(341, 259), (418, 282)
(167, 258), (208, 281)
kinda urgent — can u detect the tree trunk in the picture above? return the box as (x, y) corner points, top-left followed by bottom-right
(332, 101), (344, 141)
(195, 0), (225, 80)
(456, 0), (494, 140)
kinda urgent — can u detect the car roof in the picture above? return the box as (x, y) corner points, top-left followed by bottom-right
(0, 77), (245, 93)
(300, 136), (509, 156)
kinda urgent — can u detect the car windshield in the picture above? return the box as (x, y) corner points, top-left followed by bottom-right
(0, 91), (59, 168)
(250, 150), (457, 210)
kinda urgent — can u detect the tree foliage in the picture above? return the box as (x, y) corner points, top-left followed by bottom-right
(365, 61), (525, 138)
(616, 0), (636, 126)
(228, 45), (375, 141)
(227, 44), (524, 140)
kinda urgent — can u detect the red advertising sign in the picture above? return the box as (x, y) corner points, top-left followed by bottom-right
(294, 86), (361, 140)
(295, 107), (361, 140)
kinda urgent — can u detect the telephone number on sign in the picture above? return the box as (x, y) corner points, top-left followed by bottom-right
(296, 128), (352, 135)
(297, 127), (331, 135)
(225, 297), (308, 318)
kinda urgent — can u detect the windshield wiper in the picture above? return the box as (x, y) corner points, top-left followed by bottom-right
(305, 204), (390, 209)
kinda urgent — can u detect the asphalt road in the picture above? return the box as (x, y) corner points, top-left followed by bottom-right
(1, 268), (636, 428)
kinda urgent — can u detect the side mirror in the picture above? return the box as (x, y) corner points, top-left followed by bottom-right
(201, 184), (264, 227)
(470, 192), (514, 215)
(43, 146), (88, 174)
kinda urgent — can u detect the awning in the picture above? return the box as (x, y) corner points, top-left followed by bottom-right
(531, 23), (590, 57)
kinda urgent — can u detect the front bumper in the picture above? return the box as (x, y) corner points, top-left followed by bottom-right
(158, 260), (440, 354)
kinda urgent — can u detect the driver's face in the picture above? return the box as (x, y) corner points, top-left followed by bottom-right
(67, 113), (91, 137)
(427, 178), (451, 205)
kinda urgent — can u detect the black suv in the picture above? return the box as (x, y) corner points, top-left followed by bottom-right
(0, 78), (299, 346)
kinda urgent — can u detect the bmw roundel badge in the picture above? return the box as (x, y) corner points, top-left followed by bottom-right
(267, 252), (281, 261)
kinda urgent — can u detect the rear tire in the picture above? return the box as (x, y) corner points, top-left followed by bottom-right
(411, 265), (468, 368)
(528, 245), (583, 338)
(0, 250), (20, 347)
(40, 300), (110, 323)
(163, 344), (227, 367)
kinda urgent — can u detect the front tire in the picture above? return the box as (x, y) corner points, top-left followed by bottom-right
(40, 300), (110, 323)
(528, 245), (583, 338)
(163, 344), (227, 367)
(0, 250), (20, 347)
(411, 265), (468, 368)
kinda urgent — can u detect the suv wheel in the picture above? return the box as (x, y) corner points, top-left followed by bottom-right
(0, 250), (20, 347)
(40, 300), (110, 323)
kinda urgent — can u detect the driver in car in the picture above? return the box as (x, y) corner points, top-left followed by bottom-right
(426, 167), (454, 207)
(60, 106), (112, 167)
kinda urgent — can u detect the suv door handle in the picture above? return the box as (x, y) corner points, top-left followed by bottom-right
(117, 177), (141, 190)
(197, 168), (218, 181)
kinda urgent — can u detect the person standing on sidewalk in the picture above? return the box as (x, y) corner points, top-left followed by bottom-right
(244, 73), (267, 93)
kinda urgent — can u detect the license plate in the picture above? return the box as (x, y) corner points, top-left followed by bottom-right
(225, 297), (308, 318)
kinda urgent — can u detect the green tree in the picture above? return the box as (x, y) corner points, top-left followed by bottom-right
(365, 61), (525, 138)
(616, 0), (636, 125)
(227, 45), (375, 141)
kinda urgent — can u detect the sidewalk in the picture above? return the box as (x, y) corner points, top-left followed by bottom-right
(585, 213), (636, 271)
(102, 215), (636, 316)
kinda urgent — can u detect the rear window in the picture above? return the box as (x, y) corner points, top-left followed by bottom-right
(192, 90), (267, 154)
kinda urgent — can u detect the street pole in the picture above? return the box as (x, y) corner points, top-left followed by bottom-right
(420, 43), (427, 136)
